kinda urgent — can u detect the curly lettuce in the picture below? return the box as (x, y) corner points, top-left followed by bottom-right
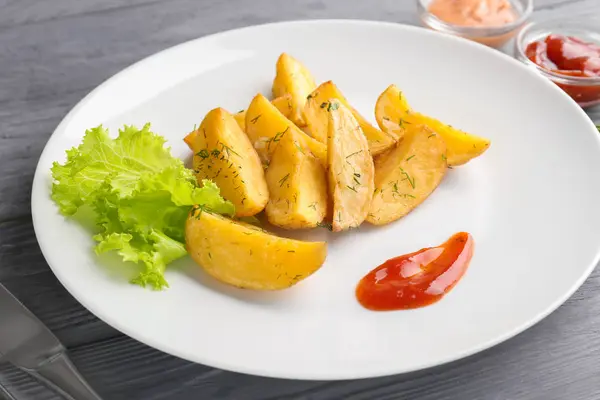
(51, 124), (234, 290)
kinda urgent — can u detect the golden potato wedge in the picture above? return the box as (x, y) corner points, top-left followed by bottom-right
(375, 84), (490, 166)
(186, 209), (327, 290)
(245, 93), (327, 166)
(327, 100), (375, 232)
(183, 96), (293, 152)
(272, 53), (316, 126)
(193, 108), (268, 217)
(374, 84), (407, 142)
(304, 81), (396, 156)
(265, 129), (328, 229)
(367, 124), (447, 226)
(233, 94), (293, 133)
(183, 127), (198, 151)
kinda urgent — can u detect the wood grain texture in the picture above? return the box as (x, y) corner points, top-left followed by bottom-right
(0, 0), (599, 399)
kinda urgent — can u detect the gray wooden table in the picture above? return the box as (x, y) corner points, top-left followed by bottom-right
(1, 1), (600, 399)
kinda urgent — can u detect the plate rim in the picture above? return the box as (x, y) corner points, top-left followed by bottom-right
(31, 19), (600, 380)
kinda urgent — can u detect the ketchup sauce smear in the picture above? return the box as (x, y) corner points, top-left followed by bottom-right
(356, 232), (474, 311)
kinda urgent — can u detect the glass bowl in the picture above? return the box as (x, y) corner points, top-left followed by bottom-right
(515, 18), (600, 108)
(417, 0), (533, 48)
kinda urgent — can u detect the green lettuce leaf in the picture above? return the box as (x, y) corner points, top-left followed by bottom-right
(51, 123), (234, 290)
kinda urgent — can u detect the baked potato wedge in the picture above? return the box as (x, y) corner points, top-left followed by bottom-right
(265, 129), (328, 229)
(304, 81), (396, 156)
(193, 108), (268, 217)
(375, 84), (490, 166)
(245, 93), (327, 165)
(366, 124), (447, 225)
(327, 100), (375, 232)
(272, 53), (316, 126)
(183, 129), (197, 151)
(186, 209), (327, 290)
(183, 96), (293, 152)
(234, 94), (293, 133)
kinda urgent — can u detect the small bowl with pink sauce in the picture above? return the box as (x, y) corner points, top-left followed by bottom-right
(417, 0), (533, 48)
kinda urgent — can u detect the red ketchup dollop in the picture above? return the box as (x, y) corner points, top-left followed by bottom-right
(356, 232), (474, 311)
(525, 34), (600, 106)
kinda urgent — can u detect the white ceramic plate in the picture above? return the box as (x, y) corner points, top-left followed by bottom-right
(32, 20), (600, 380)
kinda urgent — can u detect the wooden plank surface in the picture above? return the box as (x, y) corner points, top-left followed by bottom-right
(1, 0), (599, 399)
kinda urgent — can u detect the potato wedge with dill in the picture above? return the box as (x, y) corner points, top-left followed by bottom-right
(245, 93), (327, 165)
(186, 209), (327, 290)
(183, 129), (198, 151)
(183, 96), (293, 151)
(193, 108), (268, 217)
(234, 94), (293, 133)
(304, 81), (396, 156)
(367, 124), (447, 226)
(375, 84), (490, 166)
(272, 53), (317, 127)
(327, 99), (375, 232)
(265, 129), (328, 229)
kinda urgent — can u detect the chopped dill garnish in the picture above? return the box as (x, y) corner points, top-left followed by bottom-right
(346, 150), (363, 159)
(278, 173), (290, 187)
(196, 149), (209, 159)
(219, 142), (241, 158)
(399, 167), (415, 189)
(267, 127), (289, 151)
(398, 118), (411, 127)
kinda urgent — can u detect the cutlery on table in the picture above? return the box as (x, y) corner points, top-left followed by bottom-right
(0, 282), (102, 400)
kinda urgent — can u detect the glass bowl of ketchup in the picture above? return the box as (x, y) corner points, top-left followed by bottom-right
(417, 0), (533, 48)
(515, 19), (600, 108)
